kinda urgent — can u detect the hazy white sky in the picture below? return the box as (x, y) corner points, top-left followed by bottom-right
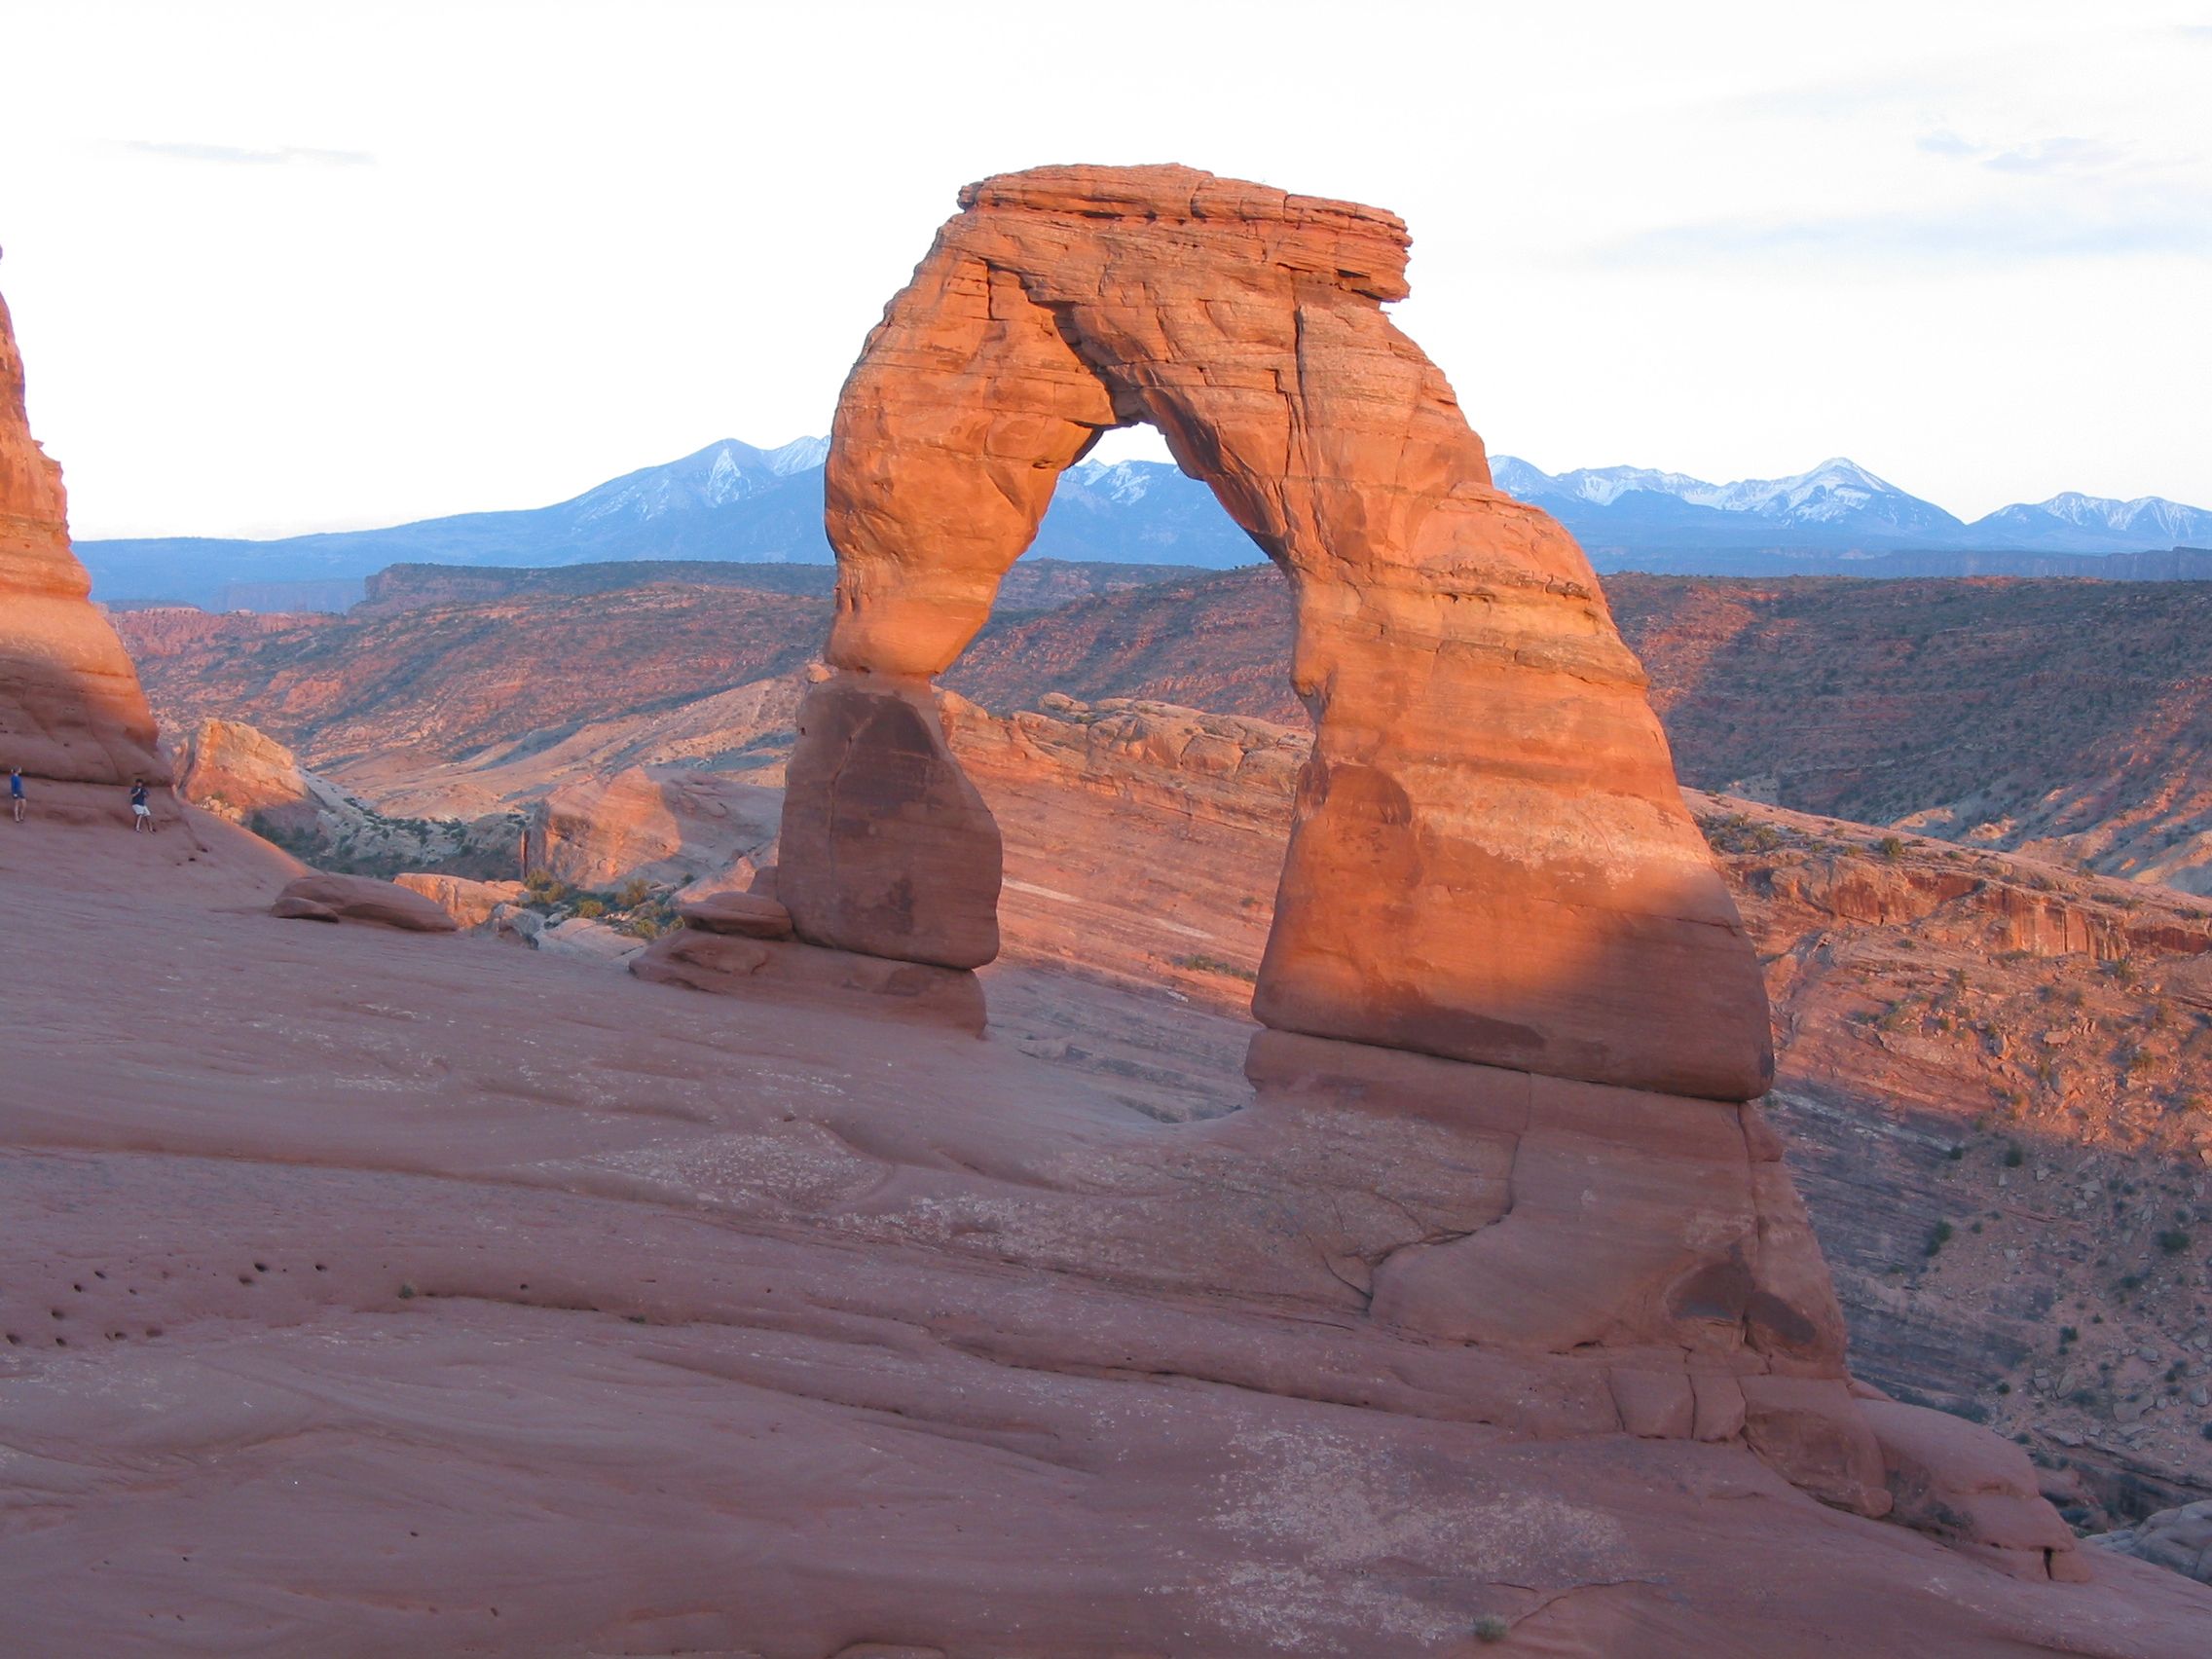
(1, 0), (2207, 538)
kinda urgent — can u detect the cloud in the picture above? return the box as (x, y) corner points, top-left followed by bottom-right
(119, 140), (373, 166)
(1983, 136), (2132, 174)
(1582, 202), (2212, 270)
(1920, 132), (2138, 175)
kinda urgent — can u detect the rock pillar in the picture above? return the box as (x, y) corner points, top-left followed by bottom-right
(0, 271), (167, 785)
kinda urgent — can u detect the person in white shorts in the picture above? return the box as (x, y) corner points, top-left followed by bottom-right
(129, 777), (152, 831)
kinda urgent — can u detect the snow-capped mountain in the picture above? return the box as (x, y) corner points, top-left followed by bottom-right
(570, 437), (830, 527)
(1493, 456), (1971, 547)
(73, 439), (2212, 608)
(1966, 493), (2212, 553)
(1491, 455), (2212, 556)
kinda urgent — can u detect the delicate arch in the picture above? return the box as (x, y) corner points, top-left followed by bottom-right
(778, 165), (1770, 1101)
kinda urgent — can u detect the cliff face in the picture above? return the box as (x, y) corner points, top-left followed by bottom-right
(118, 567), (2212, 907)
(116, 584), (829, 770)
(1609, 574), (2212, 892)
(0, 282), (167, 783)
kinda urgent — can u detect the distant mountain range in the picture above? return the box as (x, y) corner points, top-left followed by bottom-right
(1491, 456), (2212, 555)
(79, 439), (2212, 609)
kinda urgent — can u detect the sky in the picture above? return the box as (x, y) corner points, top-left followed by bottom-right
(0, 0), (2207, 540)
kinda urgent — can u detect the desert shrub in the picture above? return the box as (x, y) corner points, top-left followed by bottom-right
(2157, 1230), (2193, 1255)
(616, 877), (652, 909)
(1700, 814), (1785, 855)
(573, 899), (606, 919)
(1925, 1221), (1955, 1257)
(1878, 835), (1905, 859)
(1172, 954), (1258, 983)
(2004, 1143), (2026, 1167)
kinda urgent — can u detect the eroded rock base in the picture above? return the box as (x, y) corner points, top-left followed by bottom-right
(631, 926), (987, 1035)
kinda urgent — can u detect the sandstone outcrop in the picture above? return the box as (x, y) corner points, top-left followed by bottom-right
(272, 872), (461, 931)
(13, 710), (2212, 1646)
(786, 163), (1768, 1100)
(0, 276), (166, 785)
(675, 889), (793, 938)
(177, 717), (521, 879)
(777, 672), (1002, 968)
(749, 165), (2112, 1550)
(2090, 1500), (2212, 1584)
(393, 870), (527, 929)
(177, 716), (322, 831)
(528, 764), (782, 893)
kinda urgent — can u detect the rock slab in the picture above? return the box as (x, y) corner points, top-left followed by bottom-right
(272, 872), (461, 932)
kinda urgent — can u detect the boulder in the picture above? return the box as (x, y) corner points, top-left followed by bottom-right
(0, 275), (168, 786)
(177, 718), (319, 830)
(529, 764), (780, 892)
(787, 163), (1768, 1100)
(393, 871), (527, 929)
(676, 890), (793, 939)
(2087, 1500), (2212, 1585)
(270, 873), (460, 933)
(778, 673), (1001, 969)
(1860, 1398), (2085, 1580)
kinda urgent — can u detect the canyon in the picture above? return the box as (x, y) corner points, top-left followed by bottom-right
(13, 166), (2212, 1653)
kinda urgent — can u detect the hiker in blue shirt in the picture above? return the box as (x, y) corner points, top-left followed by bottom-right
(9, 766), (21, 824)
(129, 777), (152, 832)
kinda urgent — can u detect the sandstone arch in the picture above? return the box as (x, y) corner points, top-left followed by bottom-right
(782, 165), (1769, 1101)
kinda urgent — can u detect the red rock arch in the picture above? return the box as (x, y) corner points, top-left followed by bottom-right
(779, 166), (1770, 1101)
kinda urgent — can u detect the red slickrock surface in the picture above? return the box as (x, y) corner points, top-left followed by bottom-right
(0, 280), (166, 784)
(10, 799), (2212, 1652)
(794, 163), (1769, 1100)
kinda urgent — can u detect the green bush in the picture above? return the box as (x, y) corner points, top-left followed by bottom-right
(1172, 953), (1258, 983)
(2157, 1230), (2193, 1255)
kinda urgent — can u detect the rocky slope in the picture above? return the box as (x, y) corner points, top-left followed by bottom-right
(348, 555), (1208, 618)
(117, 583), (829, 772)
(221, 662), (2212, 1530)
(978, 719), (2212, 1530)
(27, 795), (2212, 1652)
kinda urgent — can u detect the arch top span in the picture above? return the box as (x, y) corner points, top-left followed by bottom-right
(781, 164), (1773, 1101)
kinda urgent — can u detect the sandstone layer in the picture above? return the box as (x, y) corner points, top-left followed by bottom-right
(0, 278), (166, 784)
(788, 163), (1769, 1100)
(7, 793), (2212, 1651)
(124, 561), (2212, 901)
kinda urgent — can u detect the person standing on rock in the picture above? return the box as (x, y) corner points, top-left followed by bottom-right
(129, 776), (152, 832)
(9, 766), (22, 823)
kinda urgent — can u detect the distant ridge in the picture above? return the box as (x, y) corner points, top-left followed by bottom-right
(1491, 455), (2212, 555)
(75, 437), (2212, 608)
